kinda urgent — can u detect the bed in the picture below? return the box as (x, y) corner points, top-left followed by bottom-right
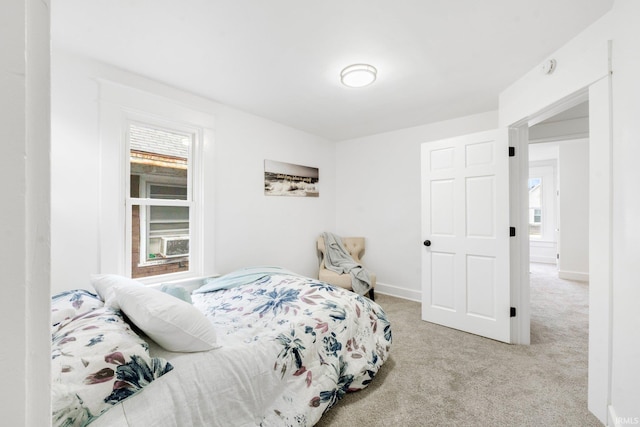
(51, 267), (392, 426)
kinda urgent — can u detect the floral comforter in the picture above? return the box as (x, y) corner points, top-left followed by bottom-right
(51, 290), (173, 427)
(190, 268), (392, 425)
(55, 269), (392, 427)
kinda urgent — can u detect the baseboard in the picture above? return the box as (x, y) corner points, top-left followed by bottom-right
(609, 405), (640, 427)
(375, 282), (421, 303)
(558, 270), (589, 282)
(609, 405), (617, 427)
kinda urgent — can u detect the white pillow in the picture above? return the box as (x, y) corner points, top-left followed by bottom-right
(115, 285), (218, 352)
(90, 274), (144, 309)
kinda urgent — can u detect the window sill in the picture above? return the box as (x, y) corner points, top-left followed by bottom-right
(138, 256), (189, 267)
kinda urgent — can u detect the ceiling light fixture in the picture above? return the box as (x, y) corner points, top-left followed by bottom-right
(340, 64), (377, 88)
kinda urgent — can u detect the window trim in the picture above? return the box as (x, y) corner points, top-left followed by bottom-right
(98, 80), (214, 284)
(124, 116), (203, 283)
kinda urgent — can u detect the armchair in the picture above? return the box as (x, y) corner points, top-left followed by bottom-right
(317, 235), (376, 300)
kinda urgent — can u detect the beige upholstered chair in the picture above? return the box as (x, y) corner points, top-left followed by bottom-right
(317, 236), (376, 300)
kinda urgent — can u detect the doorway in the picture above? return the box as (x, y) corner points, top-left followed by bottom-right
(526, 105), (591, 371)
(527, 100), (590, 281)
(527, 149), (559, 266)
(509, 78), (612, 423)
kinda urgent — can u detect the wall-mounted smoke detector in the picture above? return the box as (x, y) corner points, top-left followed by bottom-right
(541, 59), (557, 75)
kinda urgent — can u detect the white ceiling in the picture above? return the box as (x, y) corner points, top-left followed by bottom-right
(51, 0), (613, 141)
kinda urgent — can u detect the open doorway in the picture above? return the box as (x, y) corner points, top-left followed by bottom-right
(527, 101), (590, 281)
(506, 51), (612, 425)
(523, 100), (593, 419)
(528, 143), (559, 266)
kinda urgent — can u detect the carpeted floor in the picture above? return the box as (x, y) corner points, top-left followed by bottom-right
(316, 263), (602, 427)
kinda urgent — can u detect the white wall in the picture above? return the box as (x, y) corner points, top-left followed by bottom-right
(527, 139), (590, 276)
(500, 0), (640, 423)
(1, 3), (28, 422)
(0, 0), (51, 425)
(335, 111), (498, 301)
(51, 53), (101, 291)
(558, 139), (589, 280)
(528, 141), (560, 162)
(51, 52), (336, 293)
(608, 0), (640, 423)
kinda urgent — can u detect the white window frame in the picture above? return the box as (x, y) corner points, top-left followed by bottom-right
(134, 139), (192, 267)
(98, 80), (213, 284)
(125, 116), (202, 282)
(140, 180), (189, 264)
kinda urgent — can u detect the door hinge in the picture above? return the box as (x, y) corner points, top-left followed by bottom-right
(508, 146), (515, 157)
(510, 227), (516, 237)
(510, 307), (517, 317)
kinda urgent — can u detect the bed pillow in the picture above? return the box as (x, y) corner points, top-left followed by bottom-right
(90, 274), (144, 310)
(51, 289), (104, 327)
(115, 285), (218, 352)
(51, 306), (173, 426)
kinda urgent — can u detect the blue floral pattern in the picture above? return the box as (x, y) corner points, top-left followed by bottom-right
(193, 271), (392, 425)
(51, 289), (104, 329)
(51, 294), (173, 427)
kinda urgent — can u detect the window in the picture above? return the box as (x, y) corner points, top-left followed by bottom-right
(533, 208), (542, 223)
(145, 187), (189, 259)
(127, 122), (198, 279)
(98, 81), (212, 282)
(528, 177), (542, 238)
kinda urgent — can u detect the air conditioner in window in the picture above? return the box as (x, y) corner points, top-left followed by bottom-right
(160, 236), (189, 258)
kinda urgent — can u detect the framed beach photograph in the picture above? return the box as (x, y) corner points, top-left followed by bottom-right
(264, 159), (319, 197)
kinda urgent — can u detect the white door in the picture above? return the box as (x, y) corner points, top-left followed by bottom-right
(421, 129), (511, 343)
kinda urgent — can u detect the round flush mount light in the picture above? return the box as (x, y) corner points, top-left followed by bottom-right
(340, 64), (377, 88)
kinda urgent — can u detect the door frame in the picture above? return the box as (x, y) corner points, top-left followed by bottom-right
(509, 88), (590, 345)
(507, 78), (613, 423)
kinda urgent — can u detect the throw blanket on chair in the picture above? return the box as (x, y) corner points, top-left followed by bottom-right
(322, 232), (372, 296)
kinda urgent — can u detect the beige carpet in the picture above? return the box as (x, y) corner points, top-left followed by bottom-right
(316, 263), (602, 427)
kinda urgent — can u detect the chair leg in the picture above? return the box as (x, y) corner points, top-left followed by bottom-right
(368, 288), (375, 301)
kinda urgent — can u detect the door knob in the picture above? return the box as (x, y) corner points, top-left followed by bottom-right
(423, 240), (431, 247)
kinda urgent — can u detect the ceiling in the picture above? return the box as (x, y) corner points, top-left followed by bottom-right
(51, 1), (613, 141)
(539, 101), (590, 124)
